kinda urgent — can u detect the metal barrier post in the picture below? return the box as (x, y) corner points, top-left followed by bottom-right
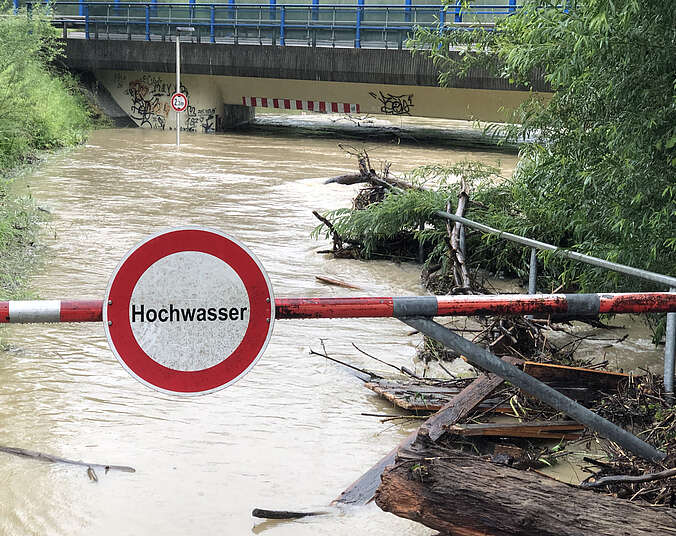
(269, 0), (276, 20)
(312, 0), (318, 22)
(405, 0), (411, 23)
(79, 0), (84, 17)
(454, 0), (461, 23)
(665, 287), (676, 403)
(176, 30), (181, 146)
(528, 247), (537, 294)
(355, 0), (363, 48)
(145, 4), (150, 41)
(438, 6), (445, 37)
(210, 5), (215, 43)
(403, 316), (666, 462)
(84, 2), (89, 39)
(280, 6), (285, 46)
(508, 0), (516, 14)
(13, 0), (18, 14)
(234, 4), (238, 44)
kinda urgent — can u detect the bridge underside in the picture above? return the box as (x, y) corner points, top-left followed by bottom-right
(64, 39), (550, 132)
(96, 70), (546, 132)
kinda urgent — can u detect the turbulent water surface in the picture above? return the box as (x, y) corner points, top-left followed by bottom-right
(0, 125), (660, 535)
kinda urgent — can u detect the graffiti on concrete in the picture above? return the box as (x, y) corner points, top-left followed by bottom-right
(369, 90), (414, 115)
(185, 106), (220, 133)
(127, 78), (172, 129)
(109, 73), (220, 133)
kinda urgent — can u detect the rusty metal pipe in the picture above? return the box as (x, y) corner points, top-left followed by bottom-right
(665, 288), (676, 401)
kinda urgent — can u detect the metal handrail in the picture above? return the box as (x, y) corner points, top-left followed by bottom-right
(436, 210), (676, 288)
(24, 1), (519, 47)
(433, 209), (676, 398)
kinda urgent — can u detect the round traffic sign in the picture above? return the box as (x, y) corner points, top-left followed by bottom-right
(103, 227), (275, 395)
(170, 92), (188, 112)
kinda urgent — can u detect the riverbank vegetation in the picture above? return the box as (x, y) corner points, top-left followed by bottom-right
(311, 5), (675, 525)
(316, 1), (675, 300)
(0, 6), (92, 297)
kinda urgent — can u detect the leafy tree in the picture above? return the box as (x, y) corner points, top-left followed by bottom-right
(410, 0), (676, 292)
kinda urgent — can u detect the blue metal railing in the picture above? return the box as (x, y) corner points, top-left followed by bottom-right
(24, 1), (519, 48)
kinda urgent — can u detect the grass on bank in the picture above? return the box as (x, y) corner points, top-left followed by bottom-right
(0, 5), (93, 298)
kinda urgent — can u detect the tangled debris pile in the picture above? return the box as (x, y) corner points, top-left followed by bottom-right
(311, 151), (674, 533)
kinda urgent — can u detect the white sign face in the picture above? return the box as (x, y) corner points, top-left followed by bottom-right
(171, 93), (188, 112)
(129, 251), (249, 371)
(103, 227), (275, 395)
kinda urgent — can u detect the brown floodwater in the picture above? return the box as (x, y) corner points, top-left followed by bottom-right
(0, 124), (661, 535)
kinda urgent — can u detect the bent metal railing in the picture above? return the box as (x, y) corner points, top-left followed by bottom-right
(363, 175), (676, 397)
(433, 208), (676, 398)
(23, 1), (520, 48)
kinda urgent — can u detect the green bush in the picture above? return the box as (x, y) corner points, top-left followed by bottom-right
(0, 6), (91, 169)
(0, 4), (92, 297)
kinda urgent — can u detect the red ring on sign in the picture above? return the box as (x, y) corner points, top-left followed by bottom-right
(171, 92), (188, 112)
(104, 229), (274, 395)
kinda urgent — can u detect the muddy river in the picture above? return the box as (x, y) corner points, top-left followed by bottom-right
(0, 124), (660, 535)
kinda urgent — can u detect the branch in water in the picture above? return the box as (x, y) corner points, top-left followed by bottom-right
(0, 445), (136, 476)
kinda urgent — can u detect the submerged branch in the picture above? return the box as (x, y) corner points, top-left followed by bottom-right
(581, 467), (676, 489)
(0, 445), (135, 474)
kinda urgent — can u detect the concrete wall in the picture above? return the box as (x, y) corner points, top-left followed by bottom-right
(96, 69), (547, 127)
(65, 39), (550, 129)
(63, 39), (549, 91)
(96, 71), (229, 132)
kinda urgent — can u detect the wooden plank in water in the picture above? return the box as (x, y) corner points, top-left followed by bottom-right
(315, 275), (364, 290)
(365, 380), (512, 412)
(523, 361), (629, 392)
(445, 420), (584, 440)
(420, 357), (523, 440)
(335, 366), (512, 505)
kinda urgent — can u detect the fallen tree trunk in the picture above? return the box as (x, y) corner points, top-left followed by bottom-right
(445, 420), (583, 440)
(376, 438), (676, 536)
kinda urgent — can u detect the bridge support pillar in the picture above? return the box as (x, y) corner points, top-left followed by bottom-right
(222, 104), (255, 129)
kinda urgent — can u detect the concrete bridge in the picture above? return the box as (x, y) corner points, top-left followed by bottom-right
(42, 1), (550, 132)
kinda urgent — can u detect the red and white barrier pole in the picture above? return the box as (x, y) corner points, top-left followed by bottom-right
(1, 293), (675, 323)
(0, 300), (103, 323)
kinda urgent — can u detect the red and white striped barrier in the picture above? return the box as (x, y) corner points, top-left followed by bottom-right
(242, 96), (360, 114)
(0, 300), (103, 323)
(1, 293), (674, 323)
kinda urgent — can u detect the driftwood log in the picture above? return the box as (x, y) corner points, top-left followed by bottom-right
(325, 149), (421, 192)
(0, 445), (135, 474)
(375, 438), (676, 536)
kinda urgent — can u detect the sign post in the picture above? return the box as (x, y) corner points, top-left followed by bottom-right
(103, 227), (275, 395)
(175, 26), (194, 147)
